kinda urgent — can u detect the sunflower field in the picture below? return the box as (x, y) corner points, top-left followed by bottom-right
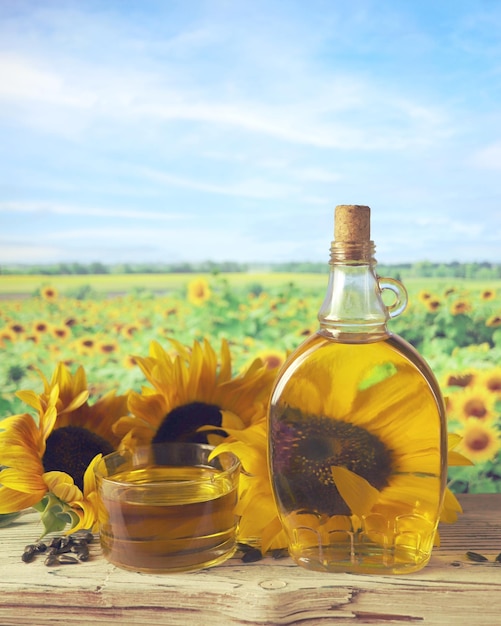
(1, 274), (500, 495)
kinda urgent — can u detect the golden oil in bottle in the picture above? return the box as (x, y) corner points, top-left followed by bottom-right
(268, 205), (447, 574)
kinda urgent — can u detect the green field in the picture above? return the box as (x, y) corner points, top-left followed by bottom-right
(1, 272), (499, 298)
(0, 272), (329, 296)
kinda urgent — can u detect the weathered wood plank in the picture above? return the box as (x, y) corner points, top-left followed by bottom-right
(0, 494), (500, 625)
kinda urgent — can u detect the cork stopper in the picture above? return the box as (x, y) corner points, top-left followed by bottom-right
(334, 205), (371, 242)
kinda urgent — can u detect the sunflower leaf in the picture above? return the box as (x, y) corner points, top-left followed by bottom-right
(33, 493), (79, 537)
(358, 362), (397, 390)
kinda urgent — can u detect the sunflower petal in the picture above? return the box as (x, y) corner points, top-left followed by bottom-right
(220, 409), (246, 432)
(331, 465), (380, 517)
(59, 389), (89, 414)
(186, 341), (205, 399)
(447, 432), (462, 448)
(69, 499), (96, 533)
(219, 339), (232, 382)
(448, 450), (474, 467)
(0, 466), (46, 492)
(212, 439), (264, 475)
(0, 485), (44, 513)
(82, 454), (101, 496)
(73, 365), (88, 394)
(15, 390), (42, 412)
(260, 515), (288, 554)
(40, 405), (57, 445)
(440, 488), (463, 524)
(44, 472), (83, 503)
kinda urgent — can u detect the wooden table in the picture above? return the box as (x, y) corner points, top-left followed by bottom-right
(1, 494), (500, 626)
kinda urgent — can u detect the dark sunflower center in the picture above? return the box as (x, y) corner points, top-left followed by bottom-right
(271, 406), (394, 516)
(464, 399), (487, 418)
(152, 401), (223, 445)
(43, 426), (115, 491)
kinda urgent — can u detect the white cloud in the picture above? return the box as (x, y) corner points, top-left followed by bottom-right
(0, 54), (96, 108)
(0, 201), (186, 221)
(298, 168), (343, 183)
(0, 224), (305, 264)
(471, 142), (501, 171)
(139, 168), (299, 199)
(0, 44), (450, 153)
(0, 244), (66, 264)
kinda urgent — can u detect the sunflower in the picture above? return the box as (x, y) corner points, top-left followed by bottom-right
(254, 348), (287, 371)
(449, 386), (497, 423)
(115, 338), (277, 451)
(297, 324), (316, 338)
(418, 290), (433, 302)
(120, 323), (140, 339)
(122, 354), (138, 369)
(450, 299), (472, 316)
(32, 320), (51, 335)
(40, 285), (59, 302)
(423, 297), (441, 313)
(486, 314), (501, 328)
(96, 339), (120, 355)
(442, 370), (477, 389)
(51, 325), (71, 341)
(8, 322), (25, 336)
(456, 420), (501, 463)
(0, 363), (128, 535)
(187, 277), (211, 306)
(480, 288), (496, 301)
(268, 337), (464, 570)
(0, 327), (17, 345)
(164, 305), (179, 317)
(73, 336), (98, 356)
(209, 418), (469, 557)
(478, 367), (501, 395)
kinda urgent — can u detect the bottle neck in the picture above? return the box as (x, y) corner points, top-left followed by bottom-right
(318, 242), (406, 342)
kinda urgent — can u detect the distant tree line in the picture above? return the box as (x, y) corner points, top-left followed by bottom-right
(1, 260), (500, 280)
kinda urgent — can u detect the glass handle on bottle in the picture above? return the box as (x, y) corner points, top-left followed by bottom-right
(378, 277), (408, 319)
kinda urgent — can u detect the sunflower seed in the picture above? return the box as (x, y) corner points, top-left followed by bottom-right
(76, 548), (90, 562)
(49, 537), (62, 549)
(44, 555), (59, 567)
(59, 536), (71, 550)
(241, 547), (263, 563)
(57, 554), (79, 564)
(72, 543), (90, 557)
(21, 546), (36, 563)
(495, 553), (501, 563)
(78, 531), (94, 544)
(23, 533), (94, 565)
(272, 548), (288, 560)
(24, 544), (37, 552)
(466, 551), (489, 562)
(70, 538), (91, 550)
(34, 541), (47, 553)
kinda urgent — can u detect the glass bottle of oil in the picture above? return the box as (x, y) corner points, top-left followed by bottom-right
(268, 205), (447, 574)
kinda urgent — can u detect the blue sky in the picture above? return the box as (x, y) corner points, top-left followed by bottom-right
(1, 0), (500, 266)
